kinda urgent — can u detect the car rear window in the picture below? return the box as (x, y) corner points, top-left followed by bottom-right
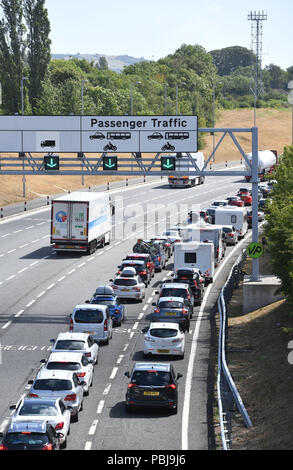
(114, 279), (137, 286)
(91, 298), (115, 306)
(74, 309), (104, 324)
(150, 328), (178, 338)
(158, 301), (183, 309)
(131, 370), (172, 386)
(55, 340), (85, 351)
(19, 403), (58, 416)
(33, 379), (72, 391)
(161, 288), (188, 299)
(4, 433), (48, 446)
(177, 270), (194, 279)
(46, 362), (80, 371)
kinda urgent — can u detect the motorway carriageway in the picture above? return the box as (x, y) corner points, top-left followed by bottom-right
(0, 169), (252, 451)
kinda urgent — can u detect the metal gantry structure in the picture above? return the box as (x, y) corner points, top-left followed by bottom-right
(0, 126), (261, 281)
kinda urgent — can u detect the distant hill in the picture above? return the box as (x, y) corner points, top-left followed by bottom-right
(52, 53), (146, 73)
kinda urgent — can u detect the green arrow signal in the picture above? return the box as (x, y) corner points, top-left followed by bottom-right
(163, 158), (174, 169)
(161, 157), (175, 171)
(47, 158), (58, 168)
(105, 158), (116, 168)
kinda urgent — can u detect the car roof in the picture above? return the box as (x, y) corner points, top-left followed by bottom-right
(121, 260), (145, 265)
(20, 397), (60, 407)
(161, 283), (189, 289)
(47, 352), (84, 362)
(35, 369), (75, 380)
(126, 253), (150, 257)
(73, 304), (108, 311)
(149, 322), (180, 330)
(133, 362), (171, 372)
(8, 420), (48, 433)
(55, 332), (90, 341)
(158, 296), (186, 303)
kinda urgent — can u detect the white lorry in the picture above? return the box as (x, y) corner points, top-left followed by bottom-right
(50, 191), (112, 254)
(168, 152), (205, 188)
(182, 223), (225, 267)
(214, 206), (248, 240)
(174, 242), (215, 285)
(244, 149), (278, 182)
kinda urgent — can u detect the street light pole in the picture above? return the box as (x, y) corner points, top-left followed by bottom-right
(175, 82), (187, 115)
(164, 83), (168, 115)
(212, 81), (222, 162)
(21, 77), (28, 198)
(131, 81), (141, 115)
(288, 80), (293, 144)
(81, 80), (88, 115)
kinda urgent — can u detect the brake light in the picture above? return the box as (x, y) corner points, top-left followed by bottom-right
(0, 445), (8, 450)
(85, 352), (91, 357)
(157, 257), (161, 261)
(154, 308), (160, 313)
(104, 319), (108, 331)
(194, 280), (198, 288)
(128, 383), (137, 388)
(140, 271), (147, 275)
(112, 285), (118, 290)
(165, 384), (176, 390)
(69, 316), (73, 331)
(42, 443), (53, 450)
(76, 372), (86, 377)
(172, 338), (182, 343)
(182, 309), (188, 315)
(28, 393), (39, 398)
(55, 422), (64, 430)
(64, 394), (77, 401)
(134, 287), (141, 291)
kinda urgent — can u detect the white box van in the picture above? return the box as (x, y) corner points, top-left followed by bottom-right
(174, 242), (215, 284)
(51, 191), (112, 254)
(70, 304), (113, 345)
(214, 207), (248, 240)
(182, 224), (225, 266)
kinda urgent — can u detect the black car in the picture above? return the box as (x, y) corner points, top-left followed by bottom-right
(125, 362), (182, 414)
(156, 283), (194, 317)
(151, 297), (190, 332)
(172, 268), (204, 305)
(0, 420), (61, 450)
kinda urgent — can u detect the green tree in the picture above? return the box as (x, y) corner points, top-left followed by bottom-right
(0, 0), (26, 114)
(24, 0), (51, 114)
(265, 146), (293, 302)
(210, 46), (255, 76)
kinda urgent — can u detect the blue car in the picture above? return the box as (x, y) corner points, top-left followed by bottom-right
(88, 294), (125, 326)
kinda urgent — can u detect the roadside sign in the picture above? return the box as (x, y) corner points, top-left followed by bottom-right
(246, 242), (263, 258)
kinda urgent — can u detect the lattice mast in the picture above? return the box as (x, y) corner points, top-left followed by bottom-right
(247, 11), (267, 100)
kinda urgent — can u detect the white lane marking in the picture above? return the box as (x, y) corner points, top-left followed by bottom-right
(123, 344), (129, 352)
(57, 276), (66, 282)
(15, 309), (24, 317)
(138, 312), (144, 320)
(84, 442), (92, 450)
(2, 322), (11, 329)
(103, 384), (111, 395)
(6, 275), (16, 281)
(96, 400), (105, 414)
(88, 419), (99, 436)
(26, 299), (35, 307)
(110, 367), (118, 380)
(46, 283), (55, 290)
(116, 355), (125, 364)
(181, 231), (251, 450)
(37, 291), (46, 298)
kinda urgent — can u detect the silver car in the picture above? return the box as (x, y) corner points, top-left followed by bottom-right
(27, 369), (85, 423)
(221, 225), (238, 246)
(9, 397), (71, 448)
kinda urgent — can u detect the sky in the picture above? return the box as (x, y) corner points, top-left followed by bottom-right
(45, 0), (292, 70)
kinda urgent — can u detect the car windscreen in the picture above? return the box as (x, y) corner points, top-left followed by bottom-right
(74, 309), (104, 323)
(158, 301), (183, 309)
(114, 279), (137, 286)
(161, 288), (188, 299)
(54, 340), (85, 351)
(150, 328), (178, 338)
(131, 370), (172, 386)
(46, 362), (80, 371)
(126, 256), (149, 262)
(33, 379), (72, 391)
(19, 403), (58, 416)
(222, 227), (233, 233)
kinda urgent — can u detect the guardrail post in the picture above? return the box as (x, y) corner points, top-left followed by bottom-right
(1, 207), (3, 218)
(47, 196), (50, 206)
(24, 201), (27, 212)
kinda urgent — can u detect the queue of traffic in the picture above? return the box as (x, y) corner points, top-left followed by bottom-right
(0, 182), (272, 450)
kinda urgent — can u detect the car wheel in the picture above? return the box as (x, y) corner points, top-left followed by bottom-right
(60, 437), (67, 449)
(170, 405), (178, 415)
(71, 412), (78, 423)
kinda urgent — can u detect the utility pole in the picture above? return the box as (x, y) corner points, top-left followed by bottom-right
(21, 77), (28, 198)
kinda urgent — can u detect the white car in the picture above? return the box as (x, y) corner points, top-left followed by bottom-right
(9, 397), (71, 449)
(27, 369), (85, 423)
(212, 200), (228, 207)
(110, 273), (146, 302)
(50, 332), (99, 365)
(161, 230), (182, 245)
(143, 322), (185, 358)
(41, 352), (94, 395)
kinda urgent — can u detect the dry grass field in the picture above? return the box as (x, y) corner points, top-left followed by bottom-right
(0, 107), (291, 207)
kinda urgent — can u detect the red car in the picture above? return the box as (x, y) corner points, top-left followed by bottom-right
(226, 196), (244, 207)
(238, 193), (252, 206)
(124, 253), (155, 279)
